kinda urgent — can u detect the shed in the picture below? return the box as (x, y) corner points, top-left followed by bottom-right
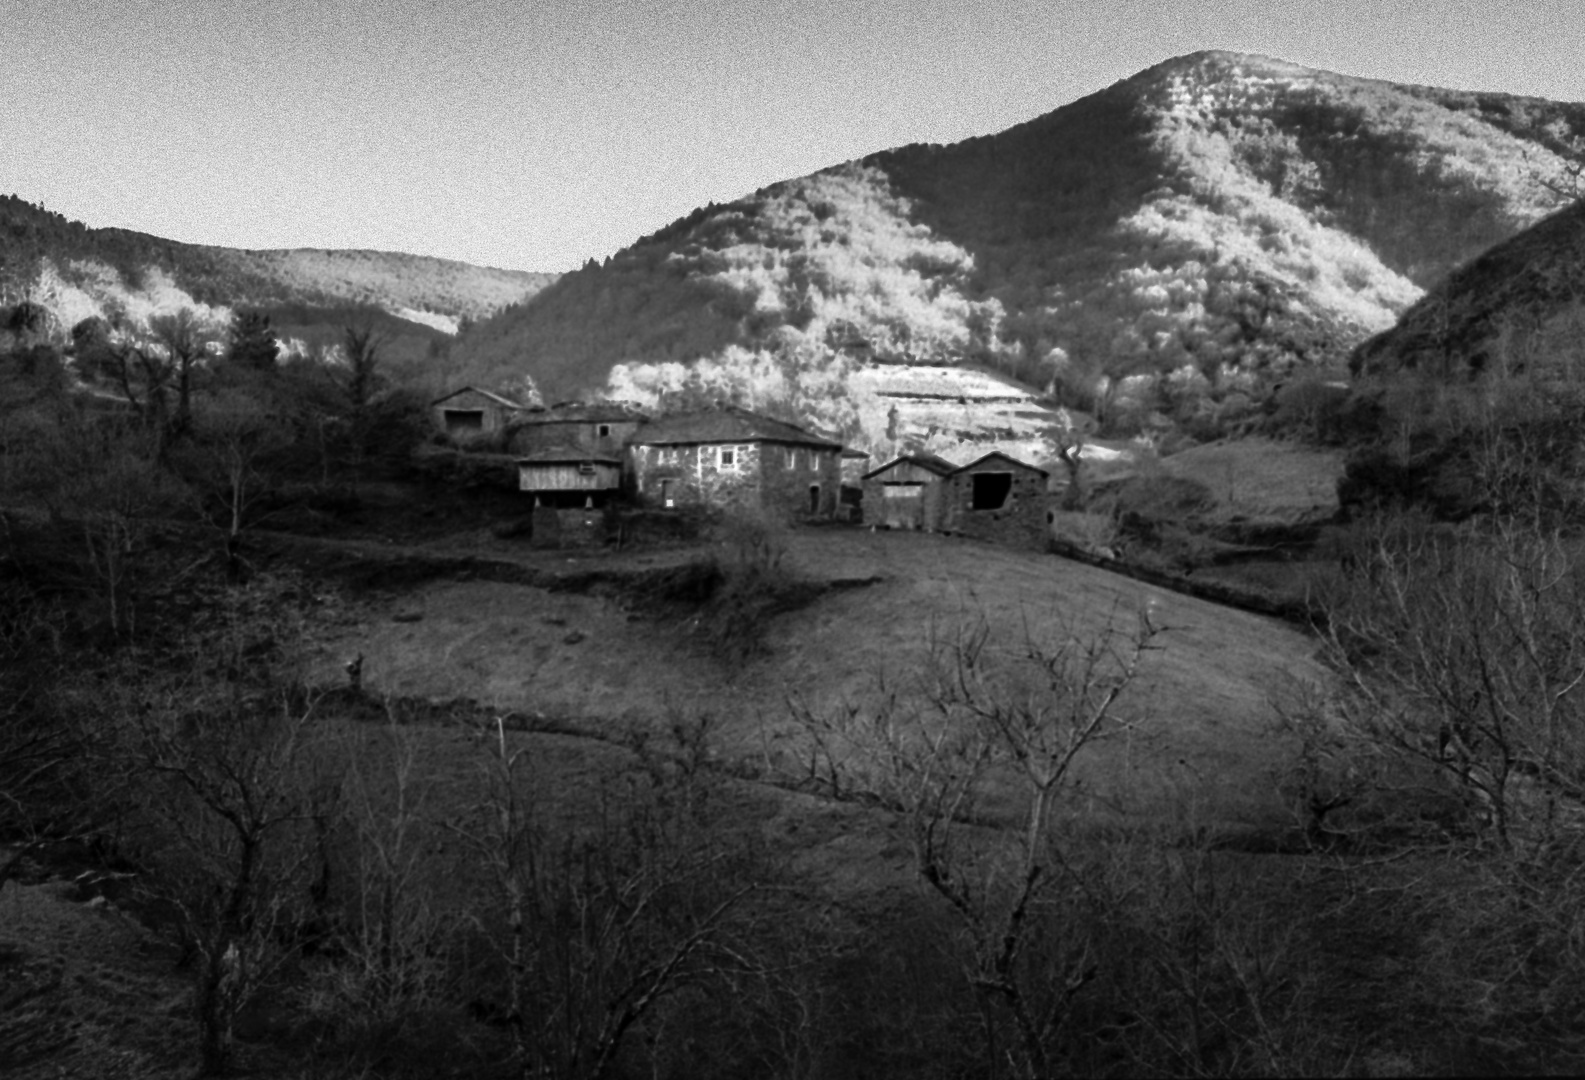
(937, 452), (1052, 549)
(861, 453), (957, 530)
(432, 386), (527, 439)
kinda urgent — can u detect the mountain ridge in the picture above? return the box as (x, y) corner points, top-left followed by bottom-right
(449, 50), (1584, 457)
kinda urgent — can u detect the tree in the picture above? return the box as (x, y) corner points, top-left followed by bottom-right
(226, 309), (279, 373)
(788, 610), (1160, 1077)
(116, 582), (340, 1075)
(343, 321), (385, 418)
(174, 391), (293, 581)
(147, 309), (213, 437)
(446, 715), (763, 1079)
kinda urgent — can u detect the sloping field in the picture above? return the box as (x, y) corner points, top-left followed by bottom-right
(318, 529), (1323, 831)
(1161, 437), (1345, 523)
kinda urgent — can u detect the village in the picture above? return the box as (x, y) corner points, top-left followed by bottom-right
(430, 384), (1071, 552)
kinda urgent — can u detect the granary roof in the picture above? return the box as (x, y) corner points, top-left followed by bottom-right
(947, 451), (1049, 478)
(516, 442), (623, 465)
(631, 407), (844, 450)
(861, 452), (959, 481)
(431, 385), (528, 409)
(518, 400), (649, 424)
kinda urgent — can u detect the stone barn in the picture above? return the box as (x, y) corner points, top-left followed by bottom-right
(936, 452), (1051, 549)
(431, 386), (527, 439)
(861, 453), (957, 530)
(627, 408), (844, 519)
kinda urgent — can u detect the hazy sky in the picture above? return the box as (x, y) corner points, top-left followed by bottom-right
(4, 0), (1581, 272)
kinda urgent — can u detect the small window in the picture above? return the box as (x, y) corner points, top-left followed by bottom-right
(971, 472), (1014, 510)
(784, 447), (796, 469)
(597, 423), (612, 438)
(658, 447), (678, 465)
(719, 446), (736, 469)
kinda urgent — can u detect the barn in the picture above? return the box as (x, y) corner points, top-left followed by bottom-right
(936, 452), (1051, 549)
(860, 453), (957, 530)
(431, 386), (527, 439)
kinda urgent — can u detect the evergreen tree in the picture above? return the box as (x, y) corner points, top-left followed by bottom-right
(227, 309), (279, 372)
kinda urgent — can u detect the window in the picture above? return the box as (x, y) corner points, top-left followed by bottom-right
(719, 445), (747, 470)
(784, 447), (797, 469)
(658, 447), (679, 465)
(970, 472), (1014, 510)
(597, 423), (612, 438)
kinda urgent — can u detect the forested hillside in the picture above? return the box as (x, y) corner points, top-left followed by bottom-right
(452, 51), (1585, 447)
(0, 195), (556, 371)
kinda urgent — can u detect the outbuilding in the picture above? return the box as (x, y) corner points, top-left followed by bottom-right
(431, 386), (527, 439)
(936, 451), (1051, 549)
(515, 443), (624, 507)
(861, 453), (957, 530)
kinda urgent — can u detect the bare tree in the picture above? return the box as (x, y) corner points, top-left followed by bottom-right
(787, 609), (1160, 1078)
(116, 584), (339, 1075)
(446, 716), (760, 1080)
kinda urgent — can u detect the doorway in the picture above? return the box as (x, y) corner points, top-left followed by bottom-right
(808, 484), (821, 515)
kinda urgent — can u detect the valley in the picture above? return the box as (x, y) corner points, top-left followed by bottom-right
(3, 45), (1585, 1080)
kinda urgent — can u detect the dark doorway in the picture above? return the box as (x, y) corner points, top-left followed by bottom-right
(971, 472), (1013, 510)
(660, 479), (676, 508)
(443, 409), (485, 435)
(808, 484), (821, 515)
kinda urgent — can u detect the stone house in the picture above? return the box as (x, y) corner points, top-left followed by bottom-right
(627, 408), (844, 519)
(430, 386), (527, 439)
(506, 401), (648, 459)
(936, 452), (1051, 549)
(861, 453), (958, 530)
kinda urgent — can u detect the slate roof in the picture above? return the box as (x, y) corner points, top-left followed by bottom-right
(432, 386), (527, 409)
(631, 407), (844, 450)
(861, 452), (959, 481)
(946, 451), (1049, 478)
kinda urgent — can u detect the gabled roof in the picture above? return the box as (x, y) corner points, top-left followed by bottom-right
(861, 452), (958, 481)
(432, 385), (527, 409)
(631, 407), (843, 450)
(947, 451), (1048, 478)
(518, 400), (649, 424)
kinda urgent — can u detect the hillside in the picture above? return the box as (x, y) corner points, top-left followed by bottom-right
(1351, 196), (1585, 377)
(0, 194), (556, 373)
(452, 51), (1585, 453)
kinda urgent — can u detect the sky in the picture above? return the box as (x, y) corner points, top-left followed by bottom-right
(3, 0), (1582, 272)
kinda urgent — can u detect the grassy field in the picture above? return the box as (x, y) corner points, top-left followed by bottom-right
(316, 527), (1325, 842)
(1159, 437), (1345, 525)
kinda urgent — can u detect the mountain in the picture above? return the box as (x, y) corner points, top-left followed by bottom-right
(452, 51), (1585, 457)
(0, 194), (556, 375)
(1351, 197), (1585, 378)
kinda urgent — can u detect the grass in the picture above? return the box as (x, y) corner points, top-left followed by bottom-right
(1159, 437), (1344, 525)
(315, 527), (1324, 835)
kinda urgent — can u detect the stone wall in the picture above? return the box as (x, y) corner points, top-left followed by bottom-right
(938, 461), (1052, 550)
(757, 444), (841, 519)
